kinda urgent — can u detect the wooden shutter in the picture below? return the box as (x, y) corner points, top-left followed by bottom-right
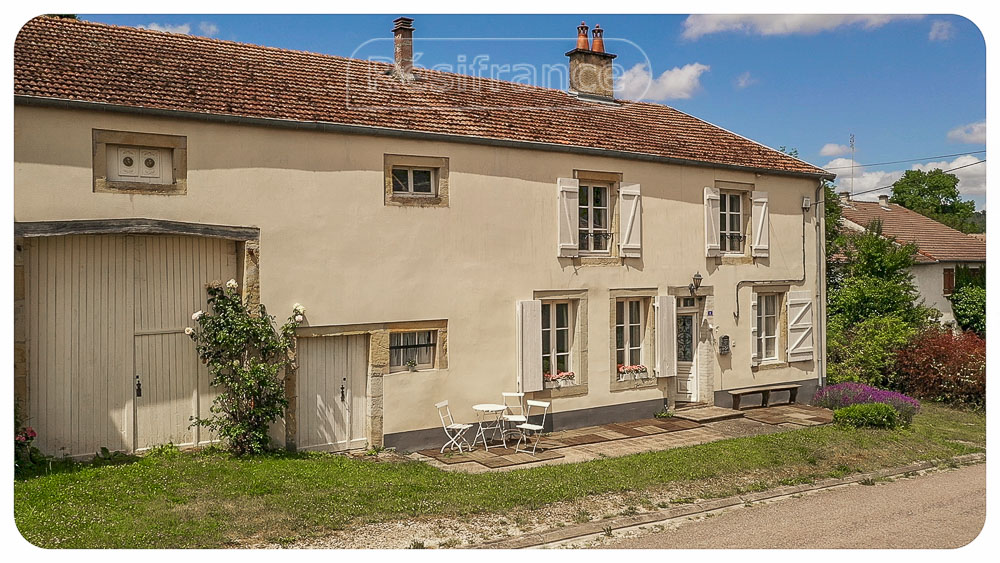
(943, 268), (955, 295)
(751, 191), (770, 258)
(704, 187), (721, 257)
(750, 291), (760, 366)
(655, 296), (677, 377)
(516, 300), (543, 392)
(619, 183), (642, 258)
(557, 178), (580, 258)
(786, 290), (814, 362)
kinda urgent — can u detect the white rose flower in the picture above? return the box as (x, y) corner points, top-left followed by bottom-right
(226, 278), (238, 289)
(293, 303), (305, 314)
(184, 327), (194, 335)
(294, 314), (304, 323)
(192, 310), (203, 321)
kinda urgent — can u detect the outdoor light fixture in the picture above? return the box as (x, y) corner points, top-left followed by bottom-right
(689, 272), (703, 295)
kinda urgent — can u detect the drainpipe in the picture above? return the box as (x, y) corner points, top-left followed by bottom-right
(815, 180), (827, 388)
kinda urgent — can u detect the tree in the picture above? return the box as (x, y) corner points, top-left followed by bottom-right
(826, 220), (939, 387)
(890, 169), (981, 233)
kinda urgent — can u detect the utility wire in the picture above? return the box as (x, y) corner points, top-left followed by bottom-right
(815, 158), (986, 205)
(822, 150), (986, 171)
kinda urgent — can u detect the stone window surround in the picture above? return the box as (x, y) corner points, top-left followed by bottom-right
(572, 169), (624, 266)
(384, 154), (450, 207)
(531, 289), (589, 399)
(608, 288), (658, 392)
(714, 180), (754, 266)
(93, 129), (187, 195)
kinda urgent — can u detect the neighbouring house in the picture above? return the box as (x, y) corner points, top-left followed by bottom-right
(839, 193), (986, 326)
(13, 16), (834, 457)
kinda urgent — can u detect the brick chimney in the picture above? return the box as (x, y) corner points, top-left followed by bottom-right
(565, 21), (616, 100)
(878, 194), (891, 209)
(392, 17), (415, 81)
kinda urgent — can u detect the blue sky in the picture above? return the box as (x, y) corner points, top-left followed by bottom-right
(79, 13), (988, 209)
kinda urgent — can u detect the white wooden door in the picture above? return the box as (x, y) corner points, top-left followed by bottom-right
(675, 312), (698, 402)
(133, 236), (237, 451)
(26, 236), (133, 457)
(297, 335), (369, 451)
(26, 234), (237, 457)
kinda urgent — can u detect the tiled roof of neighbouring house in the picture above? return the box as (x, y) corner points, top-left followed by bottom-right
(840, 200), (987, 263)
(14, 16), (834, 179)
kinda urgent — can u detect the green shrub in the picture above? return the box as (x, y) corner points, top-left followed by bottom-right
(833, 403), (899, 429)
(896, 328), (985, 409)
(826, 315), (916, 388)
(949, 285), (985, 337)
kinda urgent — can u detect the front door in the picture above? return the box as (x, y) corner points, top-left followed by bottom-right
(296, 334), (370, 451)
(675, 312), (698, 402)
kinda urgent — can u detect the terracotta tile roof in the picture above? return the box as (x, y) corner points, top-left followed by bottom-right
(840, 200), (986, 263)
(15, 16), (833, 178)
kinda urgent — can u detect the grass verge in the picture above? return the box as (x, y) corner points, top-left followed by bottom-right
(14, 403), (984, 548)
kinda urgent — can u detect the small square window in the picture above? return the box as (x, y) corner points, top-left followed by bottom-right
(384, 155), (450, 207)
(390, 167), (437, 195)
(389, 330), (437, 372)
(93, 129), (186, 195)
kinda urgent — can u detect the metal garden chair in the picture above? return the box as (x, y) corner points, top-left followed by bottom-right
(514, 399), (551, 455)
(435, 400), (472, 454)
(500, 392), (526, 448)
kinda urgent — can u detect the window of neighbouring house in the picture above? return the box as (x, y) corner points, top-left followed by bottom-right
(579, 183), (612, 254)
(756, 293), (779, 361)
(542, 300), (576, 387)
(389, 330), (437, 372)
(943, 268), (955, 295)
(615, 298), (649, 381)
(719, 190), (746, 253)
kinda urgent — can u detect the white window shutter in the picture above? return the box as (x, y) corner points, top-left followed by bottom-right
(750, 291), (760, 366)
(655, 296), (676, 377)
(786, 290), (814, 362)
(704, 187), (721, 257)
(619, 183), (642, 258)
(557, 178), (580, 258)
(751, 191), (770, 258)
(516, 300), (543, 392)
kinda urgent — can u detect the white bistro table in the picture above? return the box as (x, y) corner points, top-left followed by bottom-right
(471, 403), (507, 452)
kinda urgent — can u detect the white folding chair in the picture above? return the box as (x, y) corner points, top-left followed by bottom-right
(515, 400), (551, 455)
(435, 400), (472, 454)
(501, 392), (526, 448)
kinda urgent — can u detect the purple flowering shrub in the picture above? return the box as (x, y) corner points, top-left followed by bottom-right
(814, 382), (920, 425)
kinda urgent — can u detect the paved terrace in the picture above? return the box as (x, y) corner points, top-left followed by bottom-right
(408, 404), (833, 473)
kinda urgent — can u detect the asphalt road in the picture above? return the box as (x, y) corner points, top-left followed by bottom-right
(602, 463), (987, 549)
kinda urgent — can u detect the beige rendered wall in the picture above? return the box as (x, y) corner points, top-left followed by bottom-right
(14, 105), (823, 436)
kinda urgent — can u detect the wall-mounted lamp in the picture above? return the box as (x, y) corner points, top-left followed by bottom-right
(688, 272), (703, 295)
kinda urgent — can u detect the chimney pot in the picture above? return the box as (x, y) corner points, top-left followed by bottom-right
(392, 16), (415, 80)
(576, 21), (590, 50)
(591, 24), (605, 53)
(838, 191), (851, 203)
(879, 194), (890, 208)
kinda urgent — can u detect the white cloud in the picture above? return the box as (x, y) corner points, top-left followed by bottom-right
(947, 121), (986, 144)
(819, 143), (851, 157)
(735, 71), (757, 89)
(681, 15), (922, 40)
(825, 155), (986, 201)
(929, 20), (954, 41)
(140, 22), (191, 35)
(198, 22), (220, 37)
(617, 62), (710, 102)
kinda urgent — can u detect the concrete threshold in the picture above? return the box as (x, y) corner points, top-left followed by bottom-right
(476, 452), (986, 549)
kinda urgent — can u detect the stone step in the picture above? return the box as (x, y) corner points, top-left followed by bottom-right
(672, 406), (746, 423)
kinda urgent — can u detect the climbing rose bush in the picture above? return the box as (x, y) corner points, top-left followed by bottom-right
(187, 279), (302, 455)
(813, 382), (920, 425)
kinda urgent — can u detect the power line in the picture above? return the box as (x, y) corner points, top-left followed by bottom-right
(822, 150), (986, 171)
(838, 158), (986, 199)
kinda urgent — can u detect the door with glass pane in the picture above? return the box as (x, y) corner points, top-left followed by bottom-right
(675, 312), (698, 402)
(541, 301), (573, 387)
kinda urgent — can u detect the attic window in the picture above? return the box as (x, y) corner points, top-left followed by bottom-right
(93, 130), (187, 195)
(383, 154), (450, 207)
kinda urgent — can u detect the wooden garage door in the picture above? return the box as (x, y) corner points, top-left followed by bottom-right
(297, 335), (369, 452)
(26, 235), (237, 457)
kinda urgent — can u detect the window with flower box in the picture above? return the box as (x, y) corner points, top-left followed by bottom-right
(615, 297), (649, 381)
(541, 300), (576, 387)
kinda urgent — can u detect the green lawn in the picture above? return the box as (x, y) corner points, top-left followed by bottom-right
(14, 404), (985, 548)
